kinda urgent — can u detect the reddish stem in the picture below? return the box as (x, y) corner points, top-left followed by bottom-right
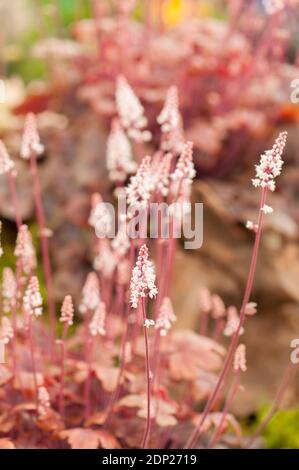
(7, 170), (22, 229)
(185, 188), (267, 449)
(141, 297), (152, 449)
(29, 152), (56, 353)
(208, 372), (240, 448)
(59, 324), (68, 420)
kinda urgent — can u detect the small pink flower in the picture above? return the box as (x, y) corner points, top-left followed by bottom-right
(157, 86), (184, 154)
(155, 297), (177, 336)
(198, 287), (213, 313)
(126, 155), (154, 216)
(1, 317), (13, 345)
(170, 141), (196, 197)
(116, 75), (151, 142)
(20, 113), (44, 160)
(79, 272), (100, 314)
(211, 294), (226, 319)
(37, 386), (51, 417)
(60, 295), (74, 327)
(0, 140), (15, 175)
(252, 132), (287, 192)
(245, 302), (258, 316)
(223, 306), (244, 337)
(14, 225), (37, 275)
(88, 193), (112, 238)
(94, 240), (117, 279)
(2, 267), (17, 313)
(89, 302), (106, 337)
(233, 344), (247, 372)
(106, 118), (136, 182)
(130, 244), (158, 308)
(23, 276), (43, 318)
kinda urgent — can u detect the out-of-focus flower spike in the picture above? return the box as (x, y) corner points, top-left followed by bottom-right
(233, 344), (247, 372)
(112, 221), (130, 258)
(116, 75), (151, 142)
(126, 155), (154, 216)
(60, 295), (74, 327)
(14, 224), (37, 275)
(23, 276), (43, 318)
(37, 386), (51, 417)
(1, 317), (13, 344)
(262, 0), (285, 15)
(88, 193), (112, 238)
(94, 239), (117, 279)
(20, 113), (44, 160)
(198, 286), (213, 313)
(79, 272), (100, 314)
(106, 118), (137, 183)
(223, 306), (244, 337)
(155, 297), (177, 336)
(2, 267), (17, 313)
(157, 86), (184, 154)
(0, 222), (3, 257)
(89, 301), (106, 337)
(0, 140), (15, 175)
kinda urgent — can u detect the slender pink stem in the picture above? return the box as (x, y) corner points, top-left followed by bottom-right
(29, 152), (56, 353)
(208, 372), (240, 448)
(141, 297), (152, 449)
(28, 317), (38, 406)
(246, 362), (296, 449)
(59, 324), (68, 420)
(185, 188), (268, 449)
(84, 336), (93, 419)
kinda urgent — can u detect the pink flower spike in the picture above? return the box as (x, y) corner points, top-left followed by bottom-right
(2, 267), (17, 313)
(1, 317), (13, 345)
(262, 0), (285, 15)
(155, 297), (177, 336)
(89, 302), (106, 337)
(211, 294), (226, 319)
(60, 295), (74, 327)
(233, 344), (247, 372)
(252, 132), (287, 192)
(116, 75), (151, 142)
(157, 86), (184, 154)
(88, 193), (112, 238)
(198, 287), (213, 313)
(106, 118), (136, 183)
(23, 276), (43, 318)
(37, 386), (51, 417)
(20, 113), (44, 160)
(223, 306), (244, 337)
(130, 244), (158, 308)
(79, 272), (100, 314)
(0, 140), (15, 175)
(126, 155), (154, 216)
(14, 224), (37, 275)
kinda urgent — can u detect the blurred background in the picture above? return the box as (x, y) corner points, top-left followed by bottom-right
(0, 0), (299, 448)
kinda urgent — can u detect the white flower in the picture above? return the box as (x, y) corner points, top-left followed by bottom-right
(20, 113), (44, 159)
(37, 386), (50, 417)
(60, 295), (74, 327)
(89, 302), (106, 337)
(155, 297), (176, 336)
(116, 75), (151, 143)
(144, 319), (155, 329)
(261, 204), (273, 214)
(157, 86), (184, 154)
(2, 267), (17, 313)
(223, 306), (244, 337)
(252, 132), (287, 192)
(1, 317), (13, 344)
(126, 155), (154, 216)
(234, 344), (247, 372)
(262, 0), (285, 15)
(88, 193), (112, 238)
(0, 140), (15, 175)
(79, 272), (100, 314)
(130, 244), (158, 308)
(23, 276), (43, 318)
(106, 118), (137, 182)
